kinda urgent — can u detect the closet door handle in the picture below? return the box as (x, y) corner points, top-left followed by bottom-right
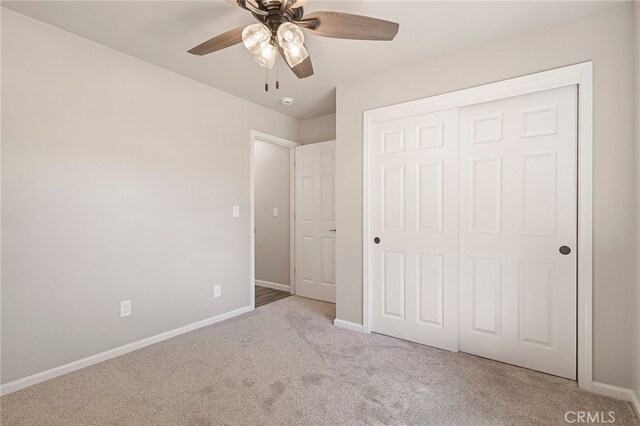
(559, 246), (571, 255)
(329, 229), (337, 232)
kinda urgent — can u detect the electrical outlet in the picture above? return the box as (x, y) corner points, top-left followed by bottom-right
(273, 207), (278, 217)
(233, 205), (240, 218)
(214, 285), (222, 298)
(120, 300), (132, 317)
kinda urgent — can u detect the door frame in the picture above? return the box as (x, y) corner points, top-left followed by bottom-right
(250, 130), (299, 310)
(362, 62), (593, 390)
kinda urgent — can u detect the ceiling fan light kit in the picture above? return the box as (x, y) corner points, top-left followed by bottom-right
(241, 23), (271, 54)
(189, 0), (399, 88)
(282, 44), (309, 67)
(276, 22), (305, 66)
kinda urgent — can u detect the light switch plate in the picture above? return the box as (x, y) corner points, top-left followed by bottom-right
(273, 207), (278, 217)
(214, 285), (221, 298)
(233, 205), (240, 218)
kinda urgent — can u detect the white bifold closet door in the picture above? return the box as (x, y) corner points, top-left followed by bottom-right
(369, 85), (577, 379)
(458, 86), (577, 379)
(295, 141), (337, 303)
(370, 109), (460, 351)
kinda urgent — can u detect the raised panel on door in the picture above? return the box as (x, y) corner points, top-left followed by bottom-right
(459, 85), (577, 379)
(382, 129), (406, 154)
(417, 161), (443, 233)
(321, 175), (335, 222)
(383, 166), (405, 231)
(382, 251), (405, 319)
(518, 261), (554, 347)
(417, 122), (444, 150)
(370, 109), (459, 351)
(321, 237), (335, 285)
(521, 152), (557, 236)
(471, 113), (503, 144)
(301, 176), (316, 222)
(417, 254), (444, 327)
(471, 156), (502, 234)
(302, 236), (316, 282)
(295, 141), (336, 303)
(471, 257), (501, 336)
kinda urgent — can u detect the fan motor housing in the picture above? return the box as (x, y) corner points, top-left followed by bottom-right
(265, 13), (289, 32)
(254, 7), (303, 30)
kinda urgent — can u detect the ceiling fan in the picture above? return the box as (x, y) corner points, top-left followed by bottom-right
(188, 0), (399, 86)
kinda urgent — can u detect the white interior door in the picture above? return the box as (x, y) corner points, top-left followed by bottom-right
(295, 141), (336, 303)
(458, 85), (577, 379)
(369, 109), (459, 351)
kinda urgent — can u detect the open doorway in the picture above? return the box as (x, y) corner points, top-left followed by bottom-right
(250, 131), (298, 308)
(250, 130), (338, 309)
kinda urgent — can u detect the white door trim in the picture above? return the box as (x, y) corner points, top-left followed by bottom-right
(250, 130), (299, 308)
(362, 62), (593, 391)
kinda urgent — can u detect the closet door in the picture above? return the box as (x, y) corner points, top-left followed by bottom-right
(369, 109), (459, 351)
(458, 86), (578, 379)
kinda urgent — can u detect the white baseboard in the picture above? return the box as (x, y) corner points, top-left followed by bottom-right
(633, 391), (640, 418)
(333, 318), (365, 333)
(255, 280), (290, 292)
(591, 382), (640, 417)
(0, 304), (253, 396)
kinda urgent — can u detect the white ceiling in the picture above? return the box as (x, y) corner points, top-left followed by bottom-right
(2, 0), (620, 120)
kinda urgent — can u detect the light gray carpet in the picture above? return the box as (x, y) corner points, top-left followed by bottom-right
(1, 296), (638, 425)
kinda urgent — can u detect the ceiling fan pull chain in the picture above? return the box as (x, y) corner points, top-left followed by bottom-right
(276, 60), (280, 90)
(265, 67), (269, 92)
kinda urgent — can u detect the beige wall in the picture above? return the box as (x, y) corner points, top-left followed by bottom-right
(634, 0), (640, 403)
(254, 140), (290, 287)
(0, 9), (299, 384)
(335, 4), (636, 388)
(298, 113), (336, 145)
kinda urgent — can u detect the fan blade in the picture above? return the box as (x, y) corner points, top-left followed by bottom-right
(291, 0), (308, 8)
(188, 27), (244, 56)
(302, 11), (398, 41)
(291, 55), (314, 79)
(278, 45), (314, 79)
